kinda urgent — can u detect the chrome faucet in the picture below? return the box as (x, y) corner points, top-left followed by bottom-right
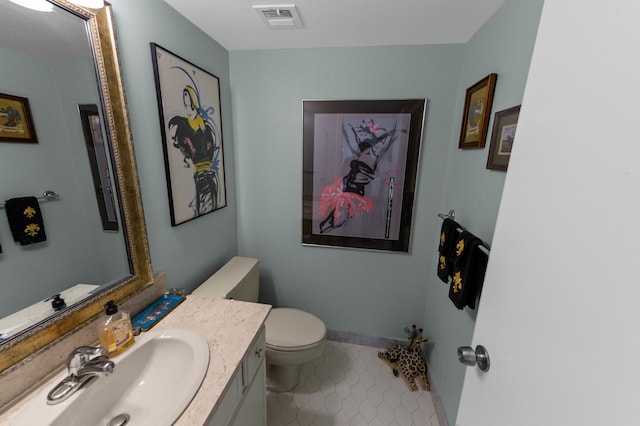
(47, 346), (115, 405)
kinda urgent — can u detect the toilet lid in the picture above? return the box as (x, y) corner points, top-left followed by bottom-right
(265, 308), (326, 349)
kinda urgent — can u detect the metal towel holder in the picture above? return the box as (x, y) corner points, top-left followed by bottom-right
(0, 190), (61, 209)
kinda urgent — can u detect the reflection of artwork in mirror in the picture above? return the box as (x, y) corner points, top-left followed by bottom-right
(150, 43), (227, 226)
(0, 92), (38, 143)
(302, 99), (426, 252)
(78, 104), (118, 230)
(458, 73), (497, 149)
(486, 105), (520, 171)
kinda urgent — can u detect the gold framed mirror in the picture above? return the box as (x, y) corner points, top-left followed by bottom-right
(0, 0), (153, 373)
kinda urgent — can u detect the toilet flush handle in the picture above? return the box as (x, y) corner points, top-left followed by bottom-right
(255, 348), (263, 358)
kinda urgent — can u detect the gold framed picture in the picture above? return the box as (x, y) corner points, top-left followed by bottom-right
(0, 92), (38, 143)
(458, 73), (497, 149)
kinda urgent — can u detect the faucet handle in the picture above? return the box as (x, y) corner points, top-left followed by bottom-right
(66, 346), (107, 376)
(71, 345), (106, 356)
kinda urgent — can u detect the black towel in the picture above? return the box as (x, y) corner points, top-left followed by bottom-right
(5, 197), (47, 246)
(437, 218), (460, 283)
(448, 230), (488, 310)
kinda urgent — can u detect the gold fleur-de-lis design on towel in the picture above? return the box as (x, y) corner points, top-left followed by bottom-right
(456, 239), (465, 256)
(24, 223), (40, 237)
(453, 271), (463, 293)
(439, 255), (446, 271)
(440, 232), (445, 246)
(23, 206), (37, 219)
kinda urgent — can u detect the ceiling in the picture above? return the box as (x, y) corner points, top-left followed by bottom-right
(163, 0), (507, 51)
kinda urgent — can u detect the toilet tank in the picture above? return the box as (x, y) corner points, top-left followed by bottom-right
(192, 257), (259, 302)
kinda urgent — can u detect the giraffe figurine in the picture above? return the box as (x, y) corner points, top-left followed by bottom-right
(378, 325), (430, 391)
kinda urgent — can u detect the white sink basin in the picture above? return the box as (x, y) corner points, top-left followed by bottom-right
(13, 327), (209, 426)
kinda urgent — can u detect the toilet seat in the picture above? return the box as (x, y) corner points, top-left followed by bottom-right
(265, 308), (326, 351)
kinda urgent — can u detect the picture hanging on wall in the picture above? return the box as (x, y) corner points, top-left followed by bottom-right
(302, 99), (427, 252)
(0, 92), (38, 143)
(458, 73), (497, 149)
(486, 105), (520, 171)
(78, 104), (119, 231)
(150, 43), (227, 226)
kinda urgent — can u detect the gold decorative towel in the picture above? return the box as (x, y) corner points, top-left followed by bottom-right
(4, 196), (47, 245)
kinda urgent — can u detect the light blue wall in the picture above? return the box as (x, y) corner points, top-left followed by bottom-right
(231, 0), (543, 423)
(108, 0), (238, 290)
(230, 45), (463, 336)
(424, 0), (544, 423)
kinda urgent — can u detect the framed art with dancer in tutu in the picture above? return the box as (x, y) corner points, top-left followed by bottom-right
(302, 99), (426, 252)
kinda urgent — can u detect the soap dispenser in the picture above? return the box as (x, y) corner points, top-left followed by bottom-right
(98, 300), (135, 357)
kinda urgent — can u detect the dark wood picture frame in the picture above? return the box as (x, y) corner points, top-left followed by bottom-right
(78, 104), (119, 231)
(150, 43), (227, 226)
(458, 73), (497, 149)
(302, 99), (427, 252)
(0, 92), (38, 143)
(486, 105), (520, 171)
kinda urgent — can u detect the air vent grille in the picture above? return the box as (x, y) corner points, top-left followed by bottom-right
(261, 8), (293, 19)
(253, 4), (303, 29)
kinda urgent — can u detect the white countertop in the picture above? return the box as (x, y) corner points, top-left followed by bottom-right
(0, 295), (271, 425)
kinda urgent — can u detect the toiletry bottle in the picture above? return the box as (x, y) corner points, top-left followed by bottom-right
(98, 300), (135, 357)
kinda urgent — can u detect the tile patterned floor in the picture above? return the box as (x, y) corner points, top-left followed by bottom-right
(267, 340), (440, 426)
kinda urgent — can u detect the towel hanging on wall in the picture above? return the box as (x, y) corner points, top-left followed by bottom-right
(437, 218), (460, 283)
(448, 230), (488, 310)
(4, 197), (47, 246)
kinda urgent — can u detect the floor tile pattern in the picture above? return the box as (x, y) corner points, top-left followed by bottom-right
(267, 340), (440, 426)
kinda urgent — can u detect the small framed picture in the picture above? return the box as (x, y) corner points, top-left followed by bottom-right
(486, 105), (520, 171)
(0, 92), (38, 143)
(458, 73), (497, 149)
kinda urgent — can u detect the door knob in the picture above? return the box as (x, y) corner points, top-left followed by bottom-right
(457, 345), (490, 372)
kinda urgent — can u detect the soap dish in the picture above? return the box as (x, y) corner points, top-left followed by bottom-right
(132, 294), (186, 331)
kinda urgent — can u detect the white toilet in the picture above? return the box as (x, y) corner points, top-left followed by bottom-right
(193, 256), (326, 392)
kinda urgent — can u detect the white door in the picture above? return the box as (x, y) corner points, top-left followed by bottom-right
(456, 1), (640, 425)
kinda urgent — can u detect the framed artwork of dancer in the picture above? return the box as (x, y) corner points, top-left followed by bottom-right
(151, 43), (227, 226)
(302, 99), (427, 252)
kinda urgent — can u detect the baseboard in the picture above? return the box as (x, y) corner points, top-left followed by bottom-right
(426, 369), (450, 426)
(326, 328), (406, 348)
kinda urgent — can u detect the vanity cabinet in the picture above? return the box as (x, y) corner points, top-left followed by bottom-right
(207, 326), (266, 426)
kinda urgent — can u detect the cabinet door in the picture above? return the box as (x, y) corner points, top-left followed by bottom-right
(231, 362), (266, 426)
(206, 371), (241, 426)
(244, 327), (265, 387)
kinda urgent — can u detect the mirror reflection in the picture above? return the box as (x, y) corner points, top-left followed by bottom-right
(0, 0), (130, 342)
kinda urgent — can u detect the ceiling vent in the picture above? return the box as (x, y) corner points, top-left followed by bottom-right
(253, 4), (303, 29)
